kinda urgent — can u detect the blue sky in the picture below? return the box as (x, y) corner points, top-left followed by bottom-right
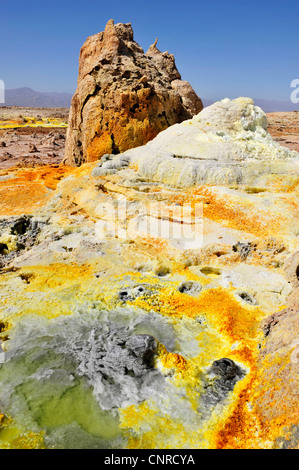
(0, 0), (298, 102)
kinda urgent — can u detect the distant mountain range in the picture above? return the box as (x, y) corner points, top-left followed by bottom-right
(202, 98), (299, 113)
(0, 87), (72, 108)
(1, 88), (298, 112)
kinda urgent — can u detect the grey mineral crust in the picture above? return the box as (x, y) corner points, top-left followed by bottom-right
(2, 316), (164, 412)
(199, 358), (246, 414)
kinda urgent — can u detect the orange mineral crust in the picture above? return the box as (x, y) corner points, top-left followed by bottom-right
(0, 165), (74, 215)
(64, 19), (203, 166)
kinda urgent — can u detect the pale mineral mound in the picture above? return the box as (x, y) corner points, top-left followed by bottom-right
(64, 19), (203, 166)
(113, 97), (299, 189)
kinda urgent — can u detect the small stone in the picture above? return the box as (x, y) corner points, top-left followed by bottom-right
(29, 144), (38, 153)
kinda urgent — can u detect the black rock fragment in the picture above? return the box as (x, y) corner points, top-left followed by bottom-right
(200, 358), (246, 413)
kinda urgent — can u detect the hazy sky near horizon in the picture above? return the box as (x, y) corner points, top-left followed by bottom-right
(0, 0), (298, 102)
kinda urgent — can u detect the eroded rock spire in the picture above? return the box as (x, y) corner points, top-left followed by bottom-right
(64, 20), (203, 166)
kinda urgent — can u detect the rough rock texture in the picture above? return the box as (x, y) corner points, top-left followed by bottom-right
(0, 215), (46, 268)
(253, 252), (299, 449)
(0, 128), (67, 169)
(0, 99), (298, 449)
(0, 165), (73, 217)
(64, 19), (203, 166)
(2, 317), (162, 413)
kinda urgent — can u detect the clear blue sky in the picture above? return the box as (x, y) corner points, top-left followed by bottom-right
(0, 0), (298, 102)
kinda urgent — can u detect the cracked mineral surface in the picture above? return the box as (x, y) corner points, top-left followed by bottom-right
(0, 97), (298, 449)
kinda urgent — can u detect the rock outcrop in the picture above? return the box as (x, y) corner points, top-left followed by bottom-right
(64, 19), (203, 166)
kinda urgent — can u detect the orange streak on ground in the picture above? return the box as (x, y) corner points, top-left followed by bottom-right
(0, 165), (74, 215)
